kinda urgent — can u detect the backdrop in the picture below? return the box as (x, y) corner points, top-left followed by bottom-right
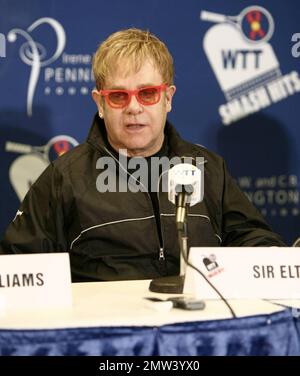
(1, 0), (300, 245)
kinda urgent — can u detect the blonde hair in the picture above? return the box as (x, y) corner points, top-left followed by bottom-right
(92, 28), (174, 90)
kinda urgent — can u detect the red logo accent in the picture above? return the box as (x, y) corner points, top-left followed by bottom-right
(246, 11), (266, 40)
(53, 141), (70, 156)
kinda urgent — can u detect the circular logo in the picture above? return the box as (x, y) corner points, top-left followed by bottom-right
(46, 135), (79, 162)
(240, 6), (274, 44)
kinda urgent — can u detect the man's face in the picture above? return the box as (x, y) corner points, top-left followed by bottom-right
(92, 59), (176, 157)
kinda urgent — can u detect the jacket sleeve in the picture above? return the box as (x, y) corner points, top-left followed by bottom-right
(221, 160), (286, 246)
(0, 163), (67, 254)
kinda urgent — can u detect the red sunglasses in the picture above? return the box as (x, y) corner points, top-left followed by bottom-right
(99, 83), (168, 109)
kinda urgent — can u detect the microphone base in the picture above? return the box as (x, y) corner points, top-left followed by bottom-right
(149, 275), (185, 294)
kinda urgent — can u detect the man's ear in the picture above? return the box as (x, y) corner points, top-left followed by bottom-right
(166, 85), (176, 113)
(92, 89), (104, 115)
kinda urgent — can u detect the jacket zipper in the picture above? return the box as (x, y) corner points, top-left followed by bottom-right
(155, 189), (166, 263)
(102, 147), (166, 262)
(159, 247), (165, 261)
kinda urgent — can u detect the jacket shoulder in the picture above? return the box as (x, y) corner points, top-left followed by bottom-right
(191, 143), (224, 166)
(51, 142), (94, 173)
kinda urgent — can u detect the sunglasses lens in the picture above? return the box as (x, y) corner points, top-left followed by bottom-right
(138, 87), (159, 104)
(102, 85), (166, 108)
(108, 92), (129, 107)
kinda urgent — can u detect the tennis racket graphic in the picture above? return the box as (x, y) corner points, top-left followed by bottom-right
(201, 6), (274, 44)
(5, 135), (79, 163)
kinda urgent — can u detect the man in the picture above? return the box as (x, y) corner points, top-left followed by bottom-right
(0, 28), (285, 282)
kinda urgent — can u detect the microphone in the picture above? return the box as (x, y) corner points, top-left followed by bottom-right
(168, 162), (202, 230)
(149, 161), (203, 294)
(148, 161), (237, 318)
(175, 184), (193, 228)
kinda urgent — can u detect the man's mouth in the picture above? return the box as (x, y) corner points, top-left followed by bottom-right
(125, 123), (146, 131)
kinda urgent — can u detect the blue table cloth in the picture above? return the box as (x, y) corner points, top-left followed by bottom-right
(0, 308), (299, 356)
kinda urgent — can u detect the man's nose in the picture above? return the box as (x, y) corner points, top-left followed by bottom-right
(125, 93), (143, 114)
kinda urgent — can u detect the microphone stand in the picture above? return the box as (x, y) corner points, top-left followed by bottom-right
(178, 221), (188, 278)
(149, 188), (191, 294)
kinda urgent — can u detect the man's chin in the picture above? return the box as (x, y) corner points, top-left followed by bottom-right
(122, 142), (157, 157)
(124, 146), (148, 157)
(122, 137), (152, 155)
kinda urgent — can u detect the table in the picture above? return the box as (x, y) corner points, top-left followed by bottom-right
(0, 280), (299, 355)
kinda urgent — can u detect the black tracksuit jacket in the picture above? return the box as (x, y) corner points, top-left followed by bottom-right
(0, 115), (285, 281)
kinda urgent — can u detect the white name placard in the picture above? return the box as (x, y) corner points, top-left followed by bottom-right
(0, 253), (72, 312)
(184, 247), (300, 299)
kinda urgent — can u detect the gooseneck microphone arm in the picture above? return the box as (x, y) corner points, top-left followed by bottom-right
(175, 184), (193, 276)
(175, 184), (193, 231)
(148, 184), (193, 294)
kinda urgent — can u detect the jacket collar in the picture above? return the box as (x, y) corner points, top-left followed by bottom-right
(86, 114), (108, 153)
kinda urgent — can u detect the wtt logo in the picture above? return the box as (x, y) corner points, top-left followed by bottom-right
(200, 6), (300, 125)
(0, 32), (5, 57)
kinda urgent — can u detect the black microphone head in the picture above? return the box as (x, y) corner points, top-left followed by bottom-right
(175, 184), (194, 195)
(180, 156), (197, 166)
